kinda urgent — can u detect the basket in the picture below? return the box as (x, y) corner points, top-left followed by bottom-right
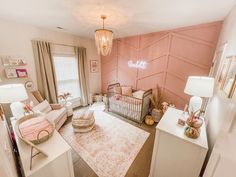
(15, 113), (55, 145)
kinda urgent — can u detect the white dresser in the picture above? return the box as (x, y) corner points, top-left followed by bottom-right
(11, 118), (74, 177)
(150, 108), (208, 177)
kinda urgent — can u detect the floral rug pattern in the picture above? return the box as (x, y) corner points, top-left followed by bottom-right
(60, 111), (149, 177)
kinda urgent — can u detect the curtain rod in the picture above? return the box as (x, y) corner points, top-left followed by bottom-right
(50, 42), (79, 48)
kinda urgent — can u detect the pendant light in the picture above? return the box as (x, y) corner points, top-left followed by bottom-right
(95, 15), (113, 56)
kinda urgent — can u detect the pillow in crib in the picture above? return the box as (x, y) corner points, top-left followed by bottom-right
(132, 90), (145, 99)
(114, 86), (122, 94)
(121, 86), (132, 96)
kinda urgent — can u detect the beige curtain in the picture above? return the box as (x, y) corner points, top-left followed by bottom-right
(32, 40), (58, 103)
(76, 47), (90, 106)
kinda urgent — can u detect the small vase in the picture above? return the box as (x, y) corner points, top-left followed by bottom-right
(186, 117), (203, 129)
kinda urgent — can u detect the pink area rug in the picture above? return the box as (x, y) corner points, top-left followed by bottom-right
(61, 111), (149, 177)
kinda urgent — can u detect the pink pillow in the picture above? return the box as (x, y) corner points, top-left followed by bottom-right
(121, 86), (132, 96)
(19, 116), (54, 142)
(114, 86), (122, 94)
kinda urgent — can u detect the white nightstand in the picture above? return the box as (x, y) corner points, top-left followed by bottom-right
(150, 107), (208, 177)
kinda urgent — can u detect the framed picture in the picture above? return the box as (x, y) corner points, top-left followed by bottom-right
(90, 60), (99, 73)
(16, 69), (28, 78)
(218, 55), (236, 98)
(5, 68), (17, 78)
(1, 57), (27, 66)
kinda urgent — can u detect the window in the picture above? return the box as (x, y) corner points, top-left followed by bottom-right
(53, 55), (81, 103)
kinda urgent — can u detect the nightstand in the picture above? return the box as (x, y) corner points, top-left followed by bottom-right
(150, 107), (208, 177)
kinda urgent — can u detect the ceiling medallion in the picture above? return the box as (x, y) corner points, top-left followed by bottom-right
(95, 15), (113, 56)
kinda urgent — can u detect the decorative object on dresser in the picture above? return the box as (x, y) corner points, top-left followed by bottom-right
(150, 107), (208, 177)
(11, 117), (74, 177)
(107, 83), (152, 123)
(184, 109), (203, 139)
(72, 109), (95, 133)
(184, 76), (215, 112)
(14, 113), (55, 170)
(0, 84), (28, 129)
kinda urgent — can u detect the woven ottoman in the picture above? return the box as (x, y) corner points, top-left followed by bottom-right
(72, 110), (95, 133)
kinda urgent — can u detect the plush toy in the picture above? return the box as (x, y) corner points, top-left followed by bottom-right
(145, 115), (154, 125)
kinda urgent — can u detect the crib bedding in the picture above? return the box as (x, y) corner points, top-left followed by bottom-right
(107, 83), (152, 123)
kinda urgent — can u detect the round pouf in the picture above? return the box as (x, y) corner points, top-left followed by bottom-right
(72, 110), (95, 133)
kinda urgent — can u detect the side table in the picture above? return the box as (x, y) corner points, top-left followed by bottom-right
(65, 102), (73, 117)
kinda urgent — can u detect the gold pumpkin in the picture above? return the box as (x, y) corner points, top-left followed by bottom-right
(145, 115), (154, 125)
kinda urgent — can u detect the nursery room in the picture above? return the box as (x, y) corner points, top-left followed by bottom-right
(0, 0), (236, 177)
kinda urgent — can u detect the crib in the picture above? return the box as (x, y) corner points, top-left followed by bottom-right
(107, 83), (152, 123)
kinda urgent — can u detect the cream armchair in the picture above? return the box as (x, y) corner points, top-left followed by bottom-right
(11, 91), (68, 131)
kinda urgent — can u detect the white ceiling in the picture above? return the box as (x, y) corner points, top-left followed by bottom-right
(0, 0), (235, 38)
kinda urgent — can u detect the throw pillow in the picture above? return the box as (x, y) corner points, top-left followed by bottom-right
(33, 100), (52, 113)
(132, 90), (145, 99)
(113, 86), (122, 94)
(121, 86), (132, 96)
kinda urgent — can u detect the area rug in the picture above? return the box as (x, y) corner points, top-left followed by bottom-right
(60, 111), (149, 177)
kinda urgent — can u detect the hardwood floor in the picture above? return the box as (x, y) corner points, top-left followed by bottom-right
(59, 107), (156, 177)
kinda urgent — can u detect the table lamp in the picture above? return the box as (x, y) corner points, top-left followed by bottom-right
(184, 76), (214, 112)
(0, 84), (28, 129)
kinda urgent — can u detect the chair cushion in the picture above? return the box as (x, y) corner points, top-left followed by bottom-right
(33, 100), (52, 113)
(46, 107), (67, 124)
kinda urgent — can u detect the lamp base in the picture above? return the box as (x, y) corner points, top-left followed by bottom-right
(189, 96), (202, 113)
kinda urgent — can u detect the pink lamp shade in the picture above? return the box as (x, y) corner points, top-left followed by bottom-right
(0, 84), (28, 103)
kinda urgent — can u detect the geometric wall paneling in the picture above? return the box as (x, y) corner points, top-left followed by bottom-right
(137, 55), (167, 79)
(101, 21), (222, 108)
(175, 21), (222, 44)
(167, 56), (209, 80)
(139, 36), (169, 61)
(162, 88), (187, 109)
(164, 73), (189, 101)
(140, 32), (168, 49)
(118, 69), (136, 88)
(170, 34), (215, 67)
(136, 73), (164, 91)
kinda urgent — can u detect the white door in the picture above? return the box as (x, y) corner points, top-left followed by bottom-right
(0, 120), (18, 177)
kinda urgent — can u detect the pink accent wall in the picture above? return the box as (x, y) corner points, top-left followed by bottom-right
(101, 22), (222, 108)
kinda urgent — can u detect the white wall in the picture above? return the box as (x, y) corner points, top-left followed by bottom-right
(0, 19), (101, 95)
(205, 4), (236, 154)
